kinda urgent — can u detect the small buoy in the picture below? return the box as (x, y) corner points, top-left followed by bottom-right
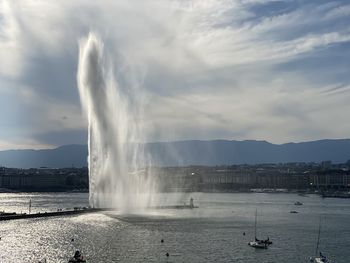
(161, 239), (164, 243)
(243, 232), (245, 236)
(71, 238), (74, 242)
(166, 252), (169, 257)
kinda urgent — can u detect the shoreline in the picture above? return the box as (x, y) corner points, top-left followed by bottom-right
(0, 189), (348, 197)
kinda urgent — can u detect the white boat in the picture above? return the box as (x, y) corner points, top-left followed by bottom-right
(310, 255), (331, 263)
(248, 209), (269, 249)
(248, 240), (268, 249)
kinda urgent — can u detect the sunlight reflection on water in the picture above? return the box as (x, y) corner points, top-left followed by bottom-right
(0, 192), (350, 262)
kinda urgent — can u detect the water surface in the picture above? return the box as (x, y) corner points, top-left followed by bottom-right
(0, 192), (349, 262)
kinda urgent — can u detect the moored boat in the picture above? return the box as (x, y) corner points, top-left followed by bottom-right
(248, 209), (271, 249)
(309, 252), (331, 263)
(309, 220), (332, 263)
(248, 240), (268, 249)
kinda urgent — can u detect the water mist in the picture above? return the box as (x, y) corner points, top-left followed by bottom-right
(77, 33), (155, 212)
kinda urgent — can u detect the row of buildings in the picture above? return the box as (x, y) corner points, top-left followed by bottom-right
(1, 162), (350, 192)
(0, 167), (88, 191)
(152, 163), (350, 192)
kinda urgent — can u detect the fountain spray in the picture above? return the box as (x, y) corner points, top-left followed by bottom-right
(77, 33), (155, 212)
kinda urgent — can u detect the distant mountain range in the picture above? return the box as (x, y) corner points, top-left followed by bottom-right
(1, 139), (350, 168)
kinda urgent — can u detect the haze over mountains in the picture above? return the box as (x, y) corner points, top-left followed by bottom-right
(0, 139), (350, 169)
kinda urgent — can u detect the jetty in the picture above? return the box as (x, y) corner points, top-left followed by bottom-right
(150, 197), (198, 209)
(150, 205), (199, 209)
(0, 208), (104, 221)
(0, 197), (198, 221)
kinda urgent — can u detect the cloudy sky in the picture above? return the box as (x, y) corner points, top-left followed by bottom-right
(0, 0), (349, 150)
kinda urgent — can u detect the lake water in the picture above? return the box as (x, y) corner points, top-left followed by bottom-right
(0, 192), (349, 262)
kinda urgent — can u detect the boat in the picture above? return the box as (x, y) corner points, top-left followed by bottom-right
(248, 209), (270, 249)
(294, 201), (303, 205)
(257, 237), (272, 245)
(310, 254), (331, 263)
(68, 257), (86, 262)
(290, 210), (298, 214)
(248, 240), (268, 249)
(309, 220), (332, 263)
(310, 252), (331, 262)
(68, 250), (86, 263)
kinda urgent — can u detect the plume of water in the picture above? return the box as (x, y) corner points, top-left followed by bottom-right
(77, 33), (155, 212)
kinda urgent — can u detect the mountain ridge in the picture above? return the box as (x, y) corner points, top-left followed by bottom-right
(0, 139), (349, 168)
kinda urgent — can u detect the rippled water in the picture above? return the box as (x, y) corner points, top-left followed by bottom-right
(0, 192), (349, 262)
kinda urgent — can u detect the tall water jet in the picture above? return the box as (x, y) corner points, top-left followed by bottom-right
(77, 33), (155, 212)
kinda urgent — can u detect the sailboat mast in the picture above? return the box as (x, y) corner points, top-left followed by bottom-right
(255, 208), (257, 239)
(29, 198), (32, 214)
(315, 218), (321, 256)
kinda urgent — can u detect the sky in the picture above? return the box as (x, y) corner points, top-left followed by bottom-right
(0, 0), (349, 150)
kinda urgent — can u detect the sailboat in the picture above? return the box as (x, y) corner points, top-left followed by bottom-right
(309, 219), (331, 263)
(248, 209), (269, 249)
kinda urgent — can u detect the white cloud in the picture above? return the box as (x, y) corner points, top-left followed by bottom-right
(0, 139), (53, 151)
(325, 4), (350, 20)
(0, 1), (23, 77)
